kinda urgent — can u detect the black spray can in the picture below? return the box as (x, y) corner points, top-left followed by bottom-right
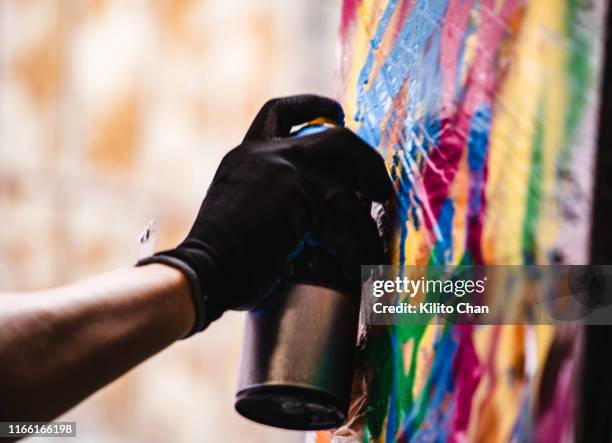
(234, 124), (360, 430)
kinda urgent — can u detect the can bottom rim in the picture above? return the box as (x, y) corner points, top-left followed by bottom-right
(235, 384), (347, 431)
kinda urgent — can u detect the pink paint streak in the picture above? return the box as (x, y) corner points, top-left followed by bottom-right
(450, 325), (482, 442)
(536, 326), (582, 442)
(340, 0), (361, 40)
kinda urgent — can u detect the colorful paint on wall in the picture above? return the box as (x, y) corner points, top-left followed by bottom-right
(321, 0), (608, 441)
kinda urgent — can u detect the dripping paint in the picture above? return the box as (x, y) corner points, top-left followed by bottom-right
(317, 0), (609, 442)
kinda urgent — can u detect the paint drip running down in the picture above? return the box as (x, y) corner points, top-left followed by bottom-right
(315, 0), (608, 442)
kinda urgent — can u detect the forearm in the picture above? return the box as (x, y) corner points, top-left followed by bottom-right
(0, 264), (195, 420)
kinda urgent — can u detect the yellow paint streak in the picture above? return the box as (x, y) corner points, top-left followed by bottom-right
(403, 218), (429, 265)
(467, 326), (495, 439)
(484, 0), (565, 264)
(343, 0), (383, 130)
(472, 326), (526, 441)
(534, 2), (568, 263)
(413, 324), (439, 399)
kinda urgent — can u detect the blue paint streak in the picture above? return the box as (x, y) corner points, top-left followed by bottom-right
(371, 0), (399, 49)
(403, 328), (458, 441)
(433, 198), (455, 264)
(291, 124), (328, 137)
(466, 106), (490, 215)
(350, 2), (485, 441)
(354, 0), (449, 270)
(509, 391), (532, 441)
(355, 0), (450, 148)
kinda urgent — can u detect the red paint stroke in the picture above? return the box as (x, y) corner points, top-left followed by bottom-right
(395, 0), (416, 36)
(536, 359), (575, 443)
(440, 0), (473, 116)
(340, 0), (362, 40)
(338, 0), (364, 100)
(449, 325), (482, 442)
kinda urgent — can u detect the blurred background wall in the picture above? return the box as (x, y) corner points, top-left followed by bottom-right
(0, 1), (340, 442)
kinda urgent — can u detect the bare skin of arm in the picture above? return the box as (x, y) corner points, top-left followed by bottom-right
(0, 264), (195, 421)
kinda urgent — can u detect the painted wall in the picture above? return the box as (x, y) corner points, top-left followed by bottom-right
(321, 0), (608, 441)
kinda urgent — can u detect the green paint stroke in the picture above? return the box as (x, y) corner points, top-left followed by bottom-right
(363, 329), (395, 438)
(522, 102), (544, 263)
(364, 261), (462, 440)
(561, 0), (592, 165)
(363, 324), (429, 440)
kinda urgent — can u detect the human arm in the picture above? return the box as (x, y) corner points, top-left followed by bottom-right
(0, 264), (194, 421)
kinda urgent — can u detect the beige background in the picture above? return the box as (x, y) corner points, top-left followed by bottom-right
(0, 1), (340, 441)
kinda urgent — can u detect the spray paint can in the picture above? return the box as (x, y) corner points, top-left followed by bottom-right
(234, 124), (361, 430)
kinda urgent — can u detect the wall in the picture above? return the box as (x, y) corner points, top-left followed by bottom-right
(0, 1), (339, 442)
(324, 0), (609, 441)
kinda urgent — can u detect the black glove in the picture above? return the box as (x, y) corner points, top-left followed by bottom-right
(139, 95), (392, 335)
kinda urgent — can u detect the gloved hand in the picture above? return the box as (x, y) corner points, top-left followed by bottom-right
(139, 95), (392, 335)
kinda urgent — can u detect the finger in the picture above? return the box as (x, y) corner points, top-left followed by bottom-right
(293, 126), (393, 202)
(244, 95), (344, 140)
